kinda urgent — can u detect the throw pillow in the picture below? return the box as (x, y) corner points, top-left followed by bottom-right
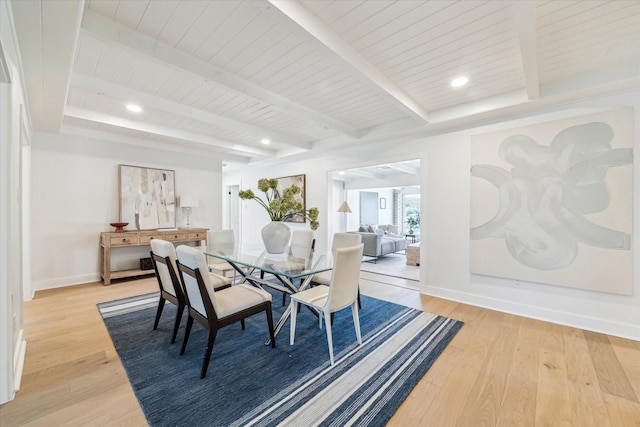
(367, 225), (375, 233)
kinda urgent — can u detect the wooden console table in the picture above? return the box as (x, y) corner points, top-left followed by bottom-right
(100, 228), (208, 285)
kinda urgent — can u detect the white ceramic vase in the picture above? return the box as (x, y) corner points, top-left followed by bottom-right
(261, 221), (291, 254)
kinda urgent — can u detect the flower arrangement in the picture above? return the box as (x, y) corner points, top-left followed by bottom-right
(239, 178), (320, 230)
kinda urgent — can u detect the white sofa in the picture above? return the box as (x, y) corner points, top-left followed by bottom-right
(349, 224), (407, 260)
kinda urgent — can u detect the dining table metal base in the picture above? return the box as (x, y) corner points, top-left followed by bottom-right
(218, 256), (322, 345)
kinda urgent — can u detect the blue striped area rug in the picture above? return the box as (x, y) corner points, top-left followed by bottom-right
(98, 290), (463, 427)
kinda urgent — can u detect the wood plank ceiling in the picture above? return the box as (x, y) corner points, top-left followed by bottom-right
(10, 0), (640, 169)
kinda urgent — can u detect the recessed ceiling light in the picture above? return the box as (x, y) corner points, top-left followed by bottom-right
(261, 138), (271, 145)
(450, 76), (469, 87)
(126, 104), (142, 112)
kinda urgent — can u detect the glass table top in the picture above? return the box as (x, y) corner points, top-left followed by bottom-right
(202, 244), (334, 280)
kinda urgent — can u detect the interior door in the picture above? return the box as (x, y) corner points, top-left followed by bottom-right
(226, 184), (241, 242)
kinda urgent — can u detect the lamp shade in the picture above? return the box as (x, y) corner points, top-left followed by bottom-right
(180, 195), (199, 208)
(337, 201), (351, 213)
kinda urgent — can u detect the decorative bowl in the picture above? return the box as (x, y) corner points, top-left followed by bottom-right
(109, 222), (129, 233)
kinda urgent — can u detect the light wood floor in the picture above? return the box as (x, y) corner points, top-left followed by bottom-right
(1, 272), (639, 426)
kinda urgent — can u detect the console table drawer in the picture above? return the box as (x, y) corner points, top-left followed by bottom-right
(164, 232), (187, 241)
(139, 234), (164, 244)
(110, 235), (139, 246)
(188, 231), (206, 241)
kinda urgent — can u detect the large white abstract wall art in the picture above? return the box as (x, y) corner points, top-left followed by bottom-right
(119, 165), (176, 230)
(470, 108), (633, 295)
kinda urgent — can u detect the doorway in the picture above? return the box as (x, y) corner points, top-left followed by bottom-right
(329, 159), (422, 280)
(225, 184), (241, 243)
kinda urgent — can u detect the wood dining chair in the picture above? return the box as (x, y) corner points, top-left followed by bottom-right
(149, 239), (189, 344)
(289, 243), (364, 366)
(150, 239), (232, 344)
(175, 245), (275, 379)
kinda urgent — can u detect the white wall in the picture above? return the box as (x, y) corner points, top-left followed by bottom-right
(224, 164), (334, 251)
(0, 0), (28, 404)
(30, 132), (225, 290)
(376, 188), (394, 225)
(224, 90), (640, 340)
(341, 187), (397, 228)
(422, 104), (640, 340)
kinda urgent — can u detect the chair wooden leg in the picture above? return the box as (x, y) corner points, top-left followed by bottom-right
(265, 304), (275, 348)
(325, 310), (335, 365)
(200, 328), (218, 379)
(180, 316), (194, 355)
(153, 298), (166, 330)
(171, 303), (185, 344)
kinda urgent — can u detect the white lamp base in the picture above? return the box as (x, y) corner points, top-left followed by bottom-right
(184, 207), (192, 228)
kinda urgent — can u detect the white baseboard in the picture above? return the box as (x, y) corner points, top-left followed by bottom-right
(421, 285), (640, 342)
(13, 332), (26, 393)
(32, 273), (101, 291)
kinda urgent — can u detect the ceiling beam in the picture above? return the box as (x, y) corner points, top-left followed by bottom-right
(266, 0), (430, 124)
(385, 163), (419, 175)
(342, 168), (384, 180)
(81, 9), (359, 139)
(11, 0), (84, 132)
(70, 73), (312, 151)
(511, 1), (540, 99)
(65, 106), (274, 158)
(62, 125), (250, 163)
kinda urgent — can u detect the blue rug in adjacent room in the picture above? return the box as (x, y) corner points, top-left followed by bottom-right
(98, 290), (463, 427)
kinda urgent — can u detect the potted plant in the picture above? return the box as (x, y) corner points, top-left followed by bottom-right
(239, 178), (319, 253)
(406, 213), (420, 235)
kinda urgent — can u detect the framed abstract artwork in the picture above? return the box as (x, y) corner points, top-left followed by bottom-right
(119, 165), (176, 230)
(276, 174), (306, 223)
(470, 108), (633, 295)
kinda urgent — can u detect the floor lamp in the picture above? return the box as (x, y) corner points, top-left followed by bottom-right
(337, 201), (352, 232)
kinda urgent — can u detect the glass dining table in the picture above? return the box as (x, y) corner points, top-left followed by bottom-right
(201, 244), (334, 342)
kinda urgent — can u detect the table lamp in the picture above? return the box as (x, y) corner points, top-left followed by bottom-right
(180, 195), (199, 227)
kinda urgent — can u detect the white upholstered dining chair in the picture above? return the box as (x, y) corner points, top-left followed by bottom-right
(207, 229), (244, 284)
(289, 229), (314, 256)
(149, 239), (187, 344)
(176, 245), (275, 379)
(311, 232), (363, 310)
(150, 239), (231, 344)
(311, 233), (362, 286)
(278, 229), (315, 305)
(289, 243), (364, 365)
